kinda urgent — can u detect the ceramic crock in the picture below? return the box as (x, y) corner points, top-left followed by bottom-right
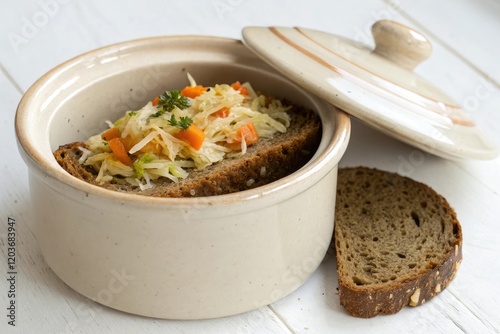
(15, 36), (350, 319)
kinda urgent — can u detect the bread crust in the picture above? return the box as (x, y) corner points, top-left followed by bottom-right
(334, 167), (463, 318)
(54, 107), (321, 197)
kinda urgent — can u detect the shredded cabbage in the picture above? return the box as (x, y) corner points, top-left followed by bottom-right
(79, 76), (292, 188)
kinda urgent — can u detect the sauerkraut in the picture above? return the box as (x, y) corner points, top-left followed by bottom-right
(79, 77), (292, 190)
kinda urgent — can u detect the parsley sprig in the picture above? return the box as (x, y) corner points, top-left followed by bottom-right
(168, 114), (193, 130)
(152, 90), (190, 117)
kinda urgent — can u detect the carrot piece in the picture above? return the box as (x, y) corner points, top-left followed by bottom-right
(231, 81), (249, 95)
(101, 127), (121, 141)
(121, 136), (139, 151)
(139, 141), (163, 155)
(108, 137), (132, 165)
(152, 96), (160, 106)
(237, 122), (259, 145)
(174, 124), (205, 150)
(239, 86), (249, 96)
(121, 136), (162, 155)
(180, 85), (207, 98)
(231, 81), (242, 90)
(226, 122), (259, 150)
(213, 106), (230, 118)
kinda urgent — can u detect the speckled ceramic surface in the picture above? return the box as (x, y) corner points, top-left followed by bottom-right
(15, 36), (350, 319)
(242, 21), (498, 160)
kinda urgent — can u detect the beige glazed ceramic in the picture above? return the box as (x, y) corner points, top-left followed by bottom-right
(242, 20), (498, 160)
(15, 36), (350, 319)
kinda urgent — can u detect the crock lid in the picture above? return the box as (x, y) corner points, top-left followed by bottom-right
(242, 20), (498, 160)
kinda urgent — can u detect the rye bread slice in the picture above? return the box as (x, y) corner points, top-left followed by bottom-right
(334, 167), (462, 318)
(54, 107), (321, 197)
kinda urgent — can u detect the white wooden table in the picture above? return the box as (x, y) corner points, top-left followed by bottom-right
(1, 1), (499, 333)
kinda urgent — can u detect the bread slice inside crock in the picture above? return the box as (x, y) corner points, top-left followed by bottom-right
(333, 167), (463, 318)
(54, 107), (321, 197)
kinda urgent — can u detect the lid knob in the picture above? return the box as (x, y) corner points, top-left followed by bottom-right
(371, 20), (432, 71)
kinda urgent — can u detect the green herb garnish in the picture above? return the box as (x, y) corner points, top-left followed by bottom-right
(152, 90), (190, 117)
(168, 114), (193, 130)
